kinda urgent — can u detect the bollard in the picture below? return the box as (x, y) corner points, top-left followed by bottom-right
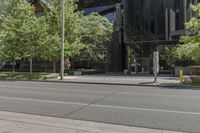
(180, 69), (184, 85)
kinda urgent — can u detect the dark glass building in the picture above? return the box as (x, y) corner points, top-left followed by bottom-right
(124, 0), (199, 43)
(122, 0), (199, 73)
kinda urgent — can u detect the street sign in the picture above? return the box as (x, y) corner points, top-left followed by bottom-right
(153, 51), (159, 82)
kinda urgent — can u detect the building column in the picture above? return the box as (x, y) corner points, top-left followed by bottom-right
(109, 3), (125, 72)
(183, 0), (187, 25)
(165, 0), (169, 40)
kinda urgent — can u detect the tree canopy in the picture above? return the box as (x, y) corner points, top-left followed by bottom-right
(41, 0), (84, 62)
(0, 0), (114, 72)
(78, 13), (113, 62)
(0, 0), (49, 72)
(176, 4), (200, 63)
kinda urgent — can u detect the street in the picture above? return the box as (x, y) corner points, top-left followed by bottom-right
(0, 81), (200, 133)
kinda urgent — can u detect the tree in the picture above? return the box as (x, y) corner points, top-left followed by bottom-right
(41, 0), (84, 72)
(176, 4), (200, 63)
(0, 0), (24, 72)
(0, 0), (113, 73)
(0, 0), (49, 74)
(78, 13), (113, 66)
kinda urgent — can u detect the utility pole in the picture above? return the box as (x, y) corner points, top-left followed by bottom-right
(60, 0), (65, 80)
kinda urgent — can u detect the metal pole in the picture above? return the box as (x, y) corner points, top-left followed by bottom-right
(154, 73), (157, 82)
(153, 50), (159, 83)
(60, 0), (65, 80)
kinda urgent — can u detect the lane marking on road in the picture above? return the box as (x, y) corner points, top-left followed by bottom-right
(1, 83), (200, 99)
(0, 96), (88, 106)
(90, 104), (200, 115)
(1, 96), (200, 115)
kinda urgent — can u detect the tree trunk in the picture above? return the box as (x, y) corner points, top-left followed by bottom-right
(30, 56), (33, 76)
(87, 60), (90, 69)
(11, 54), (16, 73)
(53, 60), (56, 73)
(12, 60), (15, 73)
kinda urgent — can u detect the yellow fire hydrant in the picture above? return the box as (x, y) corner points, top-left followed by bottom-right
(180, 68), (184, 85)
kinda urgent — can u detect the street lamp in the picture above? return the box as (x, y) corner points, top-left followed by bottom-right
(60, 0), (65, 80)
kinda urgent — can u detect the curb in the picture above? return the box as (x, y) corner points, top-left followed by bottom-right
(1, 78), (199, 89)
(44, 80), (200, 89)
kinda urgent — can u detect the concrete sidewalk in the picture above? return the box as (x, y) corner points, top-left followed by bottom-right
(0, 111), (187, 133)
(47, 74), (180, 87)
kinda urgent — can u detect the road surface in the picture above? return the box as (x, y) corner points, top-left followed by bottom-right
(0, 81), (200, 133)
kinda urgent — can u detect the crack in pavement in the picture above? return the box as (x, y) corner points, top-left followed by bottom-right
(63, 88), (123, 117)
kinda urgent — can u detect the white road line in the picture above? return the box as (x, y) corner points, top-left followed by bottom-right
(91, 104), (200, 115)
(0, 96), (200, 115)
(0, 84), (48, 89)
(0, 96), (88, 106)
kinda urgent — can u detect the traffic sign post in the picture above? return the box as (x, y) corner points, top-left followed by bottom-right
(153, 51), (159, 82)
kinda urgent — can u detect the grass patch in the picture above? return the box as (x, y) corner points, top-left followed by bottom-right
(0, 72), (49, 80)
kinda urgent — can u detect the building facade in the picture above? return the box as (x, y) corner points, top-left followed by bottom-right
(124, 0), (199, 43)
(123, 0), (199, 73)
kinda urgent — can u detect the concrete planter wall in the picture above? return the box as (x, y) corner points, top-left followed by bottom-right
(190, 76), (200, 80)
(44, 73), (59, 80)
(74, 71), (82, 76)
(175, 67), (191, 77)
(175, 67), (200, 77)
(190, 76), (200, 85)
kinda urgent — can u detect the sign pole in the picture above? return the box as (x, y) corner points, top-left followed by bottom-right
(153, 51), (159, 82)
(154, 71), (157, 82)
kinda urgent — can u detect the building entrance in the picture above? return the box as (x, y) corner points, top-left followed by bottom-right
(127, 45), (152, 74)
(127, 44), (176, 74)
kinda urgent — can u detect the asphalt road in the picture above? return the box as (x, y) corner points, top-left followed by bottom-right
(0, 81), (200, 133)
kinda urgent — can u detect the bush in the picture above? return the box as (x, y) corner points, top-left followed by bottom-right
(191, 76), (200, 86)
(0, 72), (48, 80)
